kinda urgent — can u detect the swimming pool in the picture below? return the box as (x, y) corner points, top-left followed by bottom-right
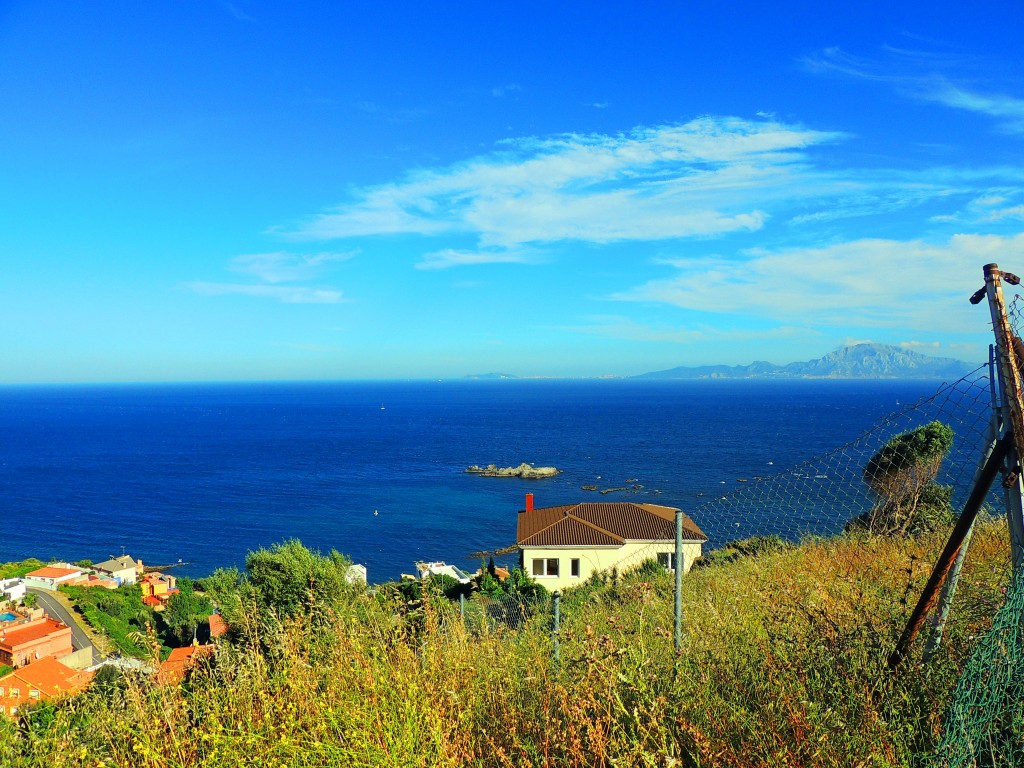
(0, 612), (17, 622)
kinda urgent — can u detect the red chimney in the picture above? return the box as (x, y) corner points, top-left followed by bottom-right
(525, 492), (534, 512)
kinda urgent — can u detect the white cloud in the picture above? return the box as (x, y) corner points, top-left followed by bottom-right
(229, 251), (356, 283)
(491, 84), (522, 98)
(287, 117), (857, 249)
(415, 248), (538, 270)
(185, 281), (344, 304)
(614, 232), (1024, 332)
(897, 340), (942, 350)
(921, 81), (1024, 134)
(804, 47), (1024, 135)
(567, 315), (808, 344)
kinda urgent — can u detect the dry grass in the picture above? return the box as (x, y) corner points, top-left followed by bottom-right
(0, 518), (1013, 768)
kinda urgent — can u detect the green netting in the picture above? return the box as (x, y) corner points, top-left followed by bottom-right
(926, 563), (1024, 768)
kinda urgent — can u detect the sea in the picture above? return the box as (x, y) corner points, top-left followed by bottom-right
(0, 379), (953, 583)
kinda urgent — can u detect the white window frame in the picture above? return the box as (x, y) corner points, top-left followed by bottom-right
(658, 552), (678, 571)
(570, 558), (581, 578)
(531, 558), (559, 577)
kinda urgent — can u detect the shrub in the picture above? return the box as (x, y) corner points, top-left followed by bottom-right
(851, 420), (955, 536)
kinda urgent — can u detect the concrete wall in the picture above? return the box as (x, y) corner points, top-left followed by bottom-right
(521, 540), (704, 592)
(57, 647), (93, 671)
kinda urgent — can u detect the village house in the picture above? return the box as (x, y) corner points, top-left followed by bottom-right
(0, 617), (74, 668)
(516, 496), (708, 591)
(207, 614), (228, 639)
(139, 572), (178, 610)
(0, 578), (26, 603)
(92, 555), (142, 586)
(78, 573), (119, 590)
(156, 644), (214, 685)
(0, 656), (92, 717)
(23, 565), (83, 591)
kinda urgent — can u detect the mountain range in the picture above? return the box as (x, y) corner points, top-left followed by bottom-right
(636, 343), (979, 380)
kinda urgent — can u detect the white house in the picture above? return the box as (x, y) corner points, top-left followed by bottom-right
(345, 564), (368, 585)
(517, 499), (708, 591)
(414, 562), (473, 584)
(23, 566), (83, 592)
(0, 579), (26, 603)
(93, 555), (141, 586)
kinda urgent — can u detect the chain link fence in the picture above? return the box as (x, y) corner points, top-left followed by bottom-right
(431, 355), (1024, 765)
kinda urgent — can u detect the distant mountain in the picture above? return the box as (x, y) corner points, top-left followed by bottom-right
(637, 343), (978, 380)
(464, 372), (519, 380)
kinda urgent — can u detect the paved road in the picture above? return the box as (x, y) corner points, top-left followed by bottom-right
(26, 588), (102, 666)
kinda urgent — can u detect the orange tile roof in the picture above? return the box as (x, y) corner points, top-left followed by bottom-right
(517, 502), (707, 547)
(25, 566), (80, 580)
(0, 619), (70, 651)
(0, 657), (92, 715)
(2, 656), (91, 696)
(157, 645), (214, 685)
(208, 614), (228, 638)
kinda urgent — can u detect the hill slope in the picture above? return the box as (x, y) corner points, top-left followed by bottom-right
(638, 342), (978, 380)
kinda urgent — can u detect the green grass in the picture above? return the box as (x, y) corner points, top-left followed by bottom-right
(0, 519), (1014, 767)
(0, 559), (46, 580)
(60, 585), (160, 660)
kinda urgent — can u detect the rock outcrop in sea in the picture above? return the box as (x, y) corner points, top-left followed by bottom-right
(465, 462), (560, 479)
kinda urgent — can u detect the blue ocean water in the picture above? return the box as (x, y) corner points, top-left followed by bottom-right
(0, 379), (944, 582)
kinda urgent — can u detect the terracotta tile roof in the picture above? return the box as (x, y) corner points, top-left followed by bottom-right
(157, 645), (214, 685)
(0, 619), (70, 651)
(208, 614), (228, 638)
(519, 514), (624, 547)
(1, 656), (91, 698)
(517, 502), (707, 547)
(25, 566), (80, 580)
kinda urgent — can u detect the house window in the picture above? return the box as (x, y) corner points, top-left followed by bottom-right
(531, 558), (559, 577)
(9, 688), (18, 698)
(658, 552), (677, 571)
(570, 559), (581, 578)
(29, 689), (39, 699)
(0, 687), (4, 697)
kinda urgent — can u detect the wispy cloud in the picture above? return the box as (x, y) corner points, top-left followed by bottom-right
(897, 340), (942, 350)
(286, 118), (855, 251)
(491, 84), (522, 98)
(221, 2), (254, 22)
(187, 250), (353, 303)
(415, 248), (538, 270)
(919, 81), (1024, 134)
(229, 250), (356, 283)
(614, 232), (1024, 332)
(566, 315), (808, 345)
(185, 282), (344, 304)
(804, 46), (1024, 134)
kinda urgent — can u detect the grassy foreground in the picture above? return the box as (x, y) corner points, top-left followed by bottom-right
(0, 519), (1013, 768)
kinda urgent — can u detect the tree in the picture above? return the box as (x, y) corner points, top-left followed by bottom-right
(852, 420), (955, 536)
(164, 578), (213, 645)
(243, 540), (356, 619)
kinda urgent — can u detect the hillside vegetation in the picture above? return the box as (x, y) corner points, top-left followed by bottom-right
(0, 519), (1013, 767)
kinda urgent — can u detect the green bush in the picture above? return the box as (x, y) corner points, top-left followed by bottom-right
(852, 420), (956, 536)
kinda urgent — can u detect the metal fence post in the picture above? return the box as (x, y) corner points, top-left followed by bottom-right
(459, 591), (465, 620)
(675, 509), (683, 651)
(552, 591), (561, 667)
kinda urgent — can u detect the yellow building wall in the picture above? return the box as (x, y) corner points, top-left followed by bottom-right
(521, 540), (704, 592)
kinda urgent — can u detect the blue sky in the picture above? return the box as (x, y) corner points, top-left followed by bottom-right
(2, 1), (1023, 383)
